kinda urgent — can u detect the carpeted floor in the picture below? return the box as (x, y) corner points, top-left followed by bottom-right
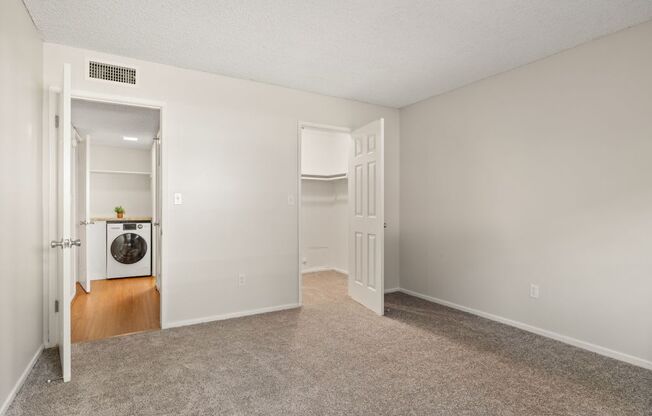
(7, 271), (652, 415)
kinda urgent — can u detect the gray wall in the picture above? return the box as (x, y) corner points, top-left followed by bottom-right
(400, 21), (652, 365)
(0, 0), (44, 411)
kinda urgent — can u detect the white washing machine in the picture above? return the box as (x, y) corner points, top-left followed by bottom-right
(106, 221), (151, 278)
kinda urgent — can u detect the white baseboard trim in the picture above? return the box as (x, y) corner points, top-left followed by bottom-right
(302, 267), (330, 274)
(302, 267), (349, 275)
(398, 288), (652, 371)
(384, 287), (400, 294)
(0, 344), (43, 416)
(163, 303), (301, 329)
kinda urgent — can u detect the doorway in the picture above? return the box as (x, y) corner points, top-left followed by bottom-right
(300, 125), (350, 305)
(298, 120), (385, 315)
(45, 65), (165, 382)
(69, 99), (161, 343)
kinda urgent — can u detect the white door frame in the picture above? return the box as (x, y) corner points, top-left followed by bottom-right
(296, 121), (351, 306)
(44, 88), (168, 348)
(71, 127), (82, 296)
(77, 133), (92, 293)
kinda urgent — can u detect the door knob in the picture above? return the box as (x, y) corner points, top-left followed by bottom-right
(50, 238), (74, 248)
(70, 239), (82, 247)
(50, 239), (64, 248)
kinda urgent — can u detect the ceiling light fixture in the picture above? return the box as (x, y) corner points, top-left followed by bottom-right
(123, 136), (139, 142)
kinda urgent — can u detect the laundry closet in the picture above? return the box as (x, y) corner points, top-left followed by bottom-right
(69, 98), (161, 343)
(83, 140), (154, 280)
(300, 127), (350, 274)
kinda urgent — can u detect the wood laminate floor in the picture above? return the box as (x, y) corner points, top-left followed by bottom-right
(71, 276), (160, 343)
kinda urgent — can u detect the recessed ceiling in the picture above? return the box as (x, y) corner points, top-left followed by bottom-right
(24, 0), (652, 108)
(71, 99), (160, 150)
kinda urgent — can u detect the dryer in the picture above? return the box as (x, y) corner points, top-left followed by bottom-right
(106, 221), (151, 278)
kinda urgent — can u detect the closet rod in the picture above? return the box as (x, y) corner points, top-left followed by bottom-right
(301, 173), (347, 181)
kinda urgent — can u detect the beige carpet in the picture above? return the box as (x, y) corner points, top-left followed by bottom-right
(7, 271), (652, 415)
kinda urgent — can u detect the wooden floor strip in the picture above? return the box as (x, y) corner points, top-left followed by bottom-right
(71, 276), (160, 343)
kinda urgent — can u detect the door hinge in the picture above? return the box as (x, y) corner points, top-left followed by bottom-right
(54, 300), (59, 313)
(54, 115), (60, 128)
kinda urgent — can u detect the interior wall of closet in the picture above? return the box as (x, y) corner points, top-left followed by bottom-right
(90, 144), (152, 218)
(301, 128), (350, 274)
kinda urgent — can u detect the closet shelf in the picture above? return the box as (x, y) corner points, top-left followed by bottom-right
(91, 169), (152, 176)
(301, 173), (347, 181)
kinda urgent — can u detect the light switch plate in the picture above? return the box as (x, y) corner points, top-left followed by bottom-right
(174, 192), (183, 205)
(287, 194), (295, 206)
(530, 284), (540, 299)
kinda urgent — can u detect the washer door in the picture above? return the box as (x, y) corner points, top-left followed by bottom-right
(110, 233), (148, 264)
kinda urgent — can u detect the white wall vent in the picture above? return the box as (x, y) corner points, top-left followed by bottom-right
(88, 60), (137, 85)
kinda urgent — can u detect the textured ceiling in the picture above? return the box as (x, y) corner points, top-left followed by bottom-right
(72, 99), (159, 150)
(24, 0), (652, 108)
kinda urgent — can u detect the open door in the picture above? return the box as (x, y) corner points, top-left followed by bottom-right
(50, 63), (73, 382)
(151, 135), (161, 290)
(348, 119), (384, 315)
(77, 134), (91, 292)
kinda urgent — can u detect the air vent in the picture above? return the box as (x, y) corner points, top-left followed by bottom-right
(88, 61), (137, 85)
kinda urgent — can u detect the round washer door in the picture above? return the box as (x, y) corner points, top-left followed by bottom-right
(111, 233), (148, 264)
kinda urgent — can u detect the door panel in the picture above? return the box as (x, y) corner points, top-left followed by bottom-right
(151, 137), (162, 290)
(348, 119), (384, 315)
(77, 134), (91, 292)
(56, 63), (72, 382)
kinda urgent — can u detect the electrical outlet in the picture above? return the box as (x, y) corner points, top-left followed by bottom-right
(173, 192), (183, 205)
(238, 273), (246, 287)
(530, 284), (540, 299)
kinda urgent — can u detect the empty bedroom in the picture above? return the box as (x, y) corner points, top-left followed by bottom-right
(1, 1), (651, 415)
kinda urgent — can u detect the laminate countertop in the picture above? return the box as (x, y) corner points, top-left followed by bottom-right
(91, 216), (152, 222)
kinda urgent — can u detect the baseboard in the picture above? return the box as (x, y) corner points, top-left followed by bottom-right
(384, 287), (400, 294)
(301, 266), (331, 274)
(0, 344), (43, 415)
(398, 288), (652, 371)
(163, 303), (301, 329)
(302, 267), (349, 275)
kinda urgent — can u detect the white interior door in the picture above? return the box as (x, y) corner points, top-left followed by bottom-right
(77, 134), (91, 292)
(51, 63), (73, 382)
(70, 133), (78, 297)
(151, 136), (161, 289)
(348, 119), (384, 315)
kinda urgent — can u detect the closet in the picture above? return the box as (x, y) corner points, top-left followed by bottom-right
(300, 127), (349, 274)
(82, 142), (153, 282)
(89, 144), (153, 219)
(71, 98), (159, 290)
(69, 97), (161, 344)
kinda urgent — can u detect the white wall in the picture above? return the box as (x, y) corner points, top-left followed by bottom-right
(400, 21), (652, 366)
(301, 179), (348, 272)
(90, 145), (152, 217)
(43, 43), (400, 326)
(0, 0), (44, 412)
(301, 129), (349, 176)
